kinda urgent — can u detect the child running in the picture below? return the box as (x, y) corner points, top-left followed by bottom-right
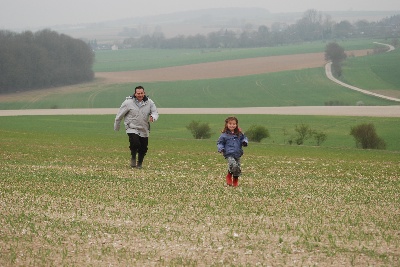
(217, 116), (248, 187)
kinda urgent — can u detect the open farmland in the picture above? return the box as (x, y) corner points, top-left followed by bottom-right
(1, 41), (399, 266)
(1, 47), (398, 110)
(0, 115), (399, 266)
(96, 50), (372, 83)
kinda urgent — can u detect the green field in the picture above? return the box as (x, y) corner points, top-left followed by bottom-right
(342, 49), (400, 91)
(1, 40), (399, 266)
(0, 115), (399, 266)
(93, 39), (380, 72)
(1, 114), (400, 151)
(1, 39), (399, 110)
(0, 67), (396, 110)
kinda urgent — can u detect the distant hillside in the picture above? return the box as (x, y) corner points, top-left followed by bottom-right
(50, 8), (400, 42)
(115, 7), (272, 24)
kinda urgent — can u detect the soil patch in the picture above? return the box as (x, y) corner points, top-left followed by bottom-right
(95, 50), (371, 83)
(0, 50), (371, 103)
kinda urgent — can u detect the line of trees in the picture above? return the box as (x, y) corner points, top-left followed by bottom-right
(123, 11), (400, 49)
(0, 29), (94, 94)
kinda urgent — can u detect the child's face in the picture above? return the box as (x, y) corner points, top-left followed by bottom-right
(227, 120), (237, 132)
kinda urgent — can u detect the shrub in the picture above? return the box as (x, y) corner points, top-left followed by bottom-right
(245, 125), (270, 142)
(356, 101), (365, 106)
(324, 100), (348, 106)
(294, 123), (313, 145)
(313, 131), (327, 146)
(186, 120), (212, 139)
(350, 123), (386, 149)
(286, 125), (327, 146)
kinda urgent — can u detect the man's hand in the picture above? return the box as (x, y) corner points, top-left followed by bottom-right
(149, 116), (154, 122)
(114, 122), (120, 131)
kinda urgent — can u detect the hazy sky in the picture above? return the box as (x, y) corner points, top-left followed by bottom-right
(1, 0), (400, 30)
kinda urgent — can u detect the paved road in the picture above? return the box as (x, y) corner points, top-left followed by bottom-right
(1, 106), (400, 117)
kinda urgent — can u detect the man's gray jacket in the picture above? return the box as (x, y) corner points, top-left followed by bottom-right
(114, 96), (159, 137)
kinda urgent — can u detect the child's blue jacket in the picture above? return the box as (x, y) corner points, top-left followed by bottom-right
(217, 131), (248, 158)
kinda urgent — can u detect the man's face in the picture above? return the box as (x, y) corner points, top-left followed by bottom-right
(134, 88), (145, 101)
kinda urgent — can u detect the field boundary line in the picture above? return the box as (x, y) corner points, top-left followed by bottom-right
(1, 106), (400, 117)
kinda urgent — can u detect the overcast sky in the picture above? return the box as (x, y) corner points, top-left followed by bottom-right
(1, 0), (400, 30)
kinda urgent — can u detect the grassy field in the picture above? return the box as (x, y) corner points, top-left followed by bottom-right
(93, 39), (380, 72)
(1, 38), (398, 110)
(0, 115), (399, 266)
(1, 114), (400, 150)
(342, 48), (400, 91)
(0, 67), (396, 110)
(1, 40), (399, 265)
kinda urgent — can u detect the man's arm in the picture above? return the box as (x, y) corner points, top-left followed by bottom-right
(149, 100), (159, 122)
(114, 102), (128, 131)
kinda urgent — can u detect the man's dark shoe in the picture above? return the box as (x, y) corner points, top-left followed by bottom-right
(137, 163), (143, 169)
(130, 158), (137, 168)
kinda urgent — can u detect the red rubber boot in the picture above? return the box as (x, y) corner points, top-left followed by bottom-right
(233, 177), (239, 187)
(226, 173), (233, 186)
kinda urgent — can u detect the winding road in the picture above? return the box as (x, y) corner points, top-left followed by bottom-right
(325, 42), (400, 103)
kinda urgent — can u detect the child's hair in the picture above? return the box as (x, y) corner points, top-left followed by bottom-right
(221, 116), (241, 136)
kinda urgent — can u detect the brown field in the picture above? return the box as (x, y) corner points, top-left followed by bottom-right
(0, 49), (369, 102)
(95, 50), (371, 84)
(2, 49), (399, 117)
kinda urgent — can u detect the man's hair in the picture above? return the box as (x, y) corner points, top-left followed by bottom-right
(135, 85), (144, 92)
